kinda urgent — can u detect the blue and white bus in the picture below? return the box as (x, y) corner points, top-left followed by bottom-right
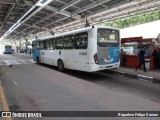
(32, 25), (120, 72)
(3, 45), (12, 54)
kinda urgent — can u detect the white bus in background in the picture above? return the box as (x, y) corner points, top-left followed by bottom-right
(32, 25), (120, 72)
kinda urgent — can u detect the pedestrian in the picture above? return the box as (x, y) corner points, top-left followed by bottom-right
(24, 49), (27, 56)
(29, 49), (32, 54)
(135, 46), (147, 72)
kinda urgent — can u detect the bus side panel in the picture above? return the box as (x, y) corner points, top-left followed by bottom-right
(88, 27), (98, 71)
(40, 50), (45, 63)
(71, 31), (91, 72)
(41, 50), (50, 64)
(62, 50), (74, 69)
(32, 49), (40, 61)
(72, 49), (89, 71)
(51, 50), (62, 66)
(41, 50), (58, 65)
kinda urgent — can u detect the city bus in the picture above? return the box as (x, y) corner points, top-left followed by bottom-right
(32, 25), (120, 72)
(3, 45), (12, 54)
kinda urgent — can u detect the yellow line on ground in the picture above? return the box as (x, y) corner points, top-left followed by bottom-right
(0, 84), (12, 120)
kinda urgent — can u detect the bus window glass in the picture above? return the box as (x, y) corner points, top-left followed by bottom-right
(40, 41), (44, 49)
(44, 41), (47, 50)
(32, 42), (35, 50)
(56, 37), (63, 49)
(35, 41), (40, 49)
(51, 38), (55, 49)
(97, 28), (119, 46)
(64, 35), (73, 49)
(49, 39), (53, 49)
(46, 39), (50, 49)
(98, 29), (119, 42)
(74, 32), (88, 49)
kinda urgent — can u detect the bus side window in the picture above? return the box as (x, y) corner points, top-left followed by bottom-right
(35, 41), (40, 49)
(64, 35), (73, 49)
(42, 41), (44, 49)
(56, 37), (63, 49)
(51, 38), (55, 50)
(46, 39), (50, 50)
(49, 39), (52, 49)
(74, 32), (88, 49)
(44, 41), (47, 50)
(39, 41), (43, 50)
(32, 42), (35, 51)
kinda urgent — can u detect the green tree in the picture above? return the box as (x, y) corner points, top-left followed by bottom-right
(102, 11), (160, 29)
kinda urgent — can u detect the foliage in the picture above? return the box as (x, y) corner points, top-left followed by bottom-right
(103, 11), (160, 29)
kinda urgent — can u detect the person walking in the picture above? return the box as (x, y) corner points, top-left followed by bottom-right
(135, 47), (147, 72)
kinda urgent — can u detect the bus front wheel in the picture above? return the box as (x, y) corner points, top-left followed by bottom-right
(58, 60), (64, 72)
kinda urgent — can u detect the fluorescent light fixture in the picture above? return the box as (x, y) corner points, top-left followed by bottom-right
(17, 6), (36, 23)
(60, 0), (81, 11)
(9, 23), (21, 32)
(36, 0), (53, 7)
(0, 0), (53, 41)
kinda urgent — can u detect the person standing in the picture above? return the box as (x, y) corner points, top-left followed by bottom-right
(135, 47), (147, 72)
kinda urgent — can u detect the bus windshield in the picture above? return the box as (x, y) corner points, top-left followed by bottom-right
(97, 28), (119, 46)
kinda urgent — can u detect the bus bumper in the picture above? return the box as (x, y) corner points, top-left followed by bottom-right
(90, 62), (120, 72)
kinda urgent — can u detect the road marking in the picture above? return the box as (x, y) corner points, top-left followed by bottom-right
(3, 60), (11, 65)
(0, 84), (12, 120)
(137, 75), (153, 82)
(10, 60), (21, 64)
(6, 72), (9, 77)
(13, 81), (19, 87)
(0, 59), (35, 65)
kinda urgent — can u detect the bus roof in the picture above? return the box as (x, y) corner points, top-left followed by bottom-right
(32, 25), (119, 42)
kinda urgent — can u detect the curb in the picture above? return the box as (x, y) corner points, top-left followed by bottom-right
(0, 84), (12, 120)
(113, 71), (160, 84)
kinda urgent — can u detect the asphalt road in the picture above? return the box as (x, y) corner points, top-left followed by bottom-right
(0, 54), (160, 120)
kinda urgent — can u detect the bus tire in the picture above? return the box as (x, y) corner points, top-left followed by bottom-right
(36, 57), (40, 64)
(58, 60), (64, 72)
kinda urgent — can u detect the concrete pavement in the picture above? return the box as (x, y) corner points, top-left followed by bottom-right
(111, 67), (160, 84)
(11, 52), (160, 84)
(0, 52), (159, 120)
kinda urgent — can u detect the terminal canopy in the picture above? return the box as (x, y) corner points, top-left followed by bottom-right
(0, 0), (159, 40)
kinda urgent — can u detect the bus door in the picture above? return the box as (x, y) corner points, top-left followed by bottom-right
(32, 41), (40, 62)
(97, 28), (120, 65)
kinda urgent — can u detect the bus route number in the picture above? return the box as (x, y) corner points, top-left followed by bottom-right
(79, 52), (87, 55)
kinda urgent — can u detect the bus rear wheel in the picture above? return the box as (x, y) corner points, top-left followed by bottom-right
(58, 60), (64, 72)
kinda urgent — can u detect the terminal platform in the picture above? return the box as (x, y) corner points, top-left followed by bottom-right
(111, 66), (160, 84)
